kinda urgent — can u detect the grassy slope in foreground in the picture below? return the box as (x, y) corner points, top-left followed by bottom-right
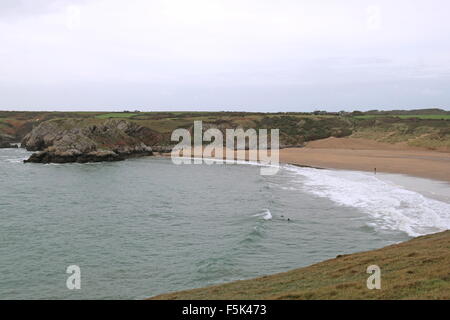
(151, 231), (450, 300)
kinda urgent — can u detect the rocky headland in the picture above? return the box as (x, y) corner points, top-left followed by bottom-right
(22, 119), (158, 163)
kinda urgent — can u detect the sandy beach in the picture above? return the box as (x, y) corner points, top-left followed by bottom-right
(280, 138), (450, 183)
(163, 137), (450, 183)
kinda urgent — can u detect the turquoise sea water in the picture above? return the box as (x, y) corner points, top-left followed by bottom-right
(1, 148), (449, 299)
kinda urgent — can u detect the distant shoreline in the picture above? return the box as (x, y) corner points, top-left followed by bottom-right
(156, 137), (450, 183)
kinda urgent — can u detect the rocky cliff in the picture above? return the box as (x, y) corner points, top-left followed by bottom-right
(22, 119), (156, 163)
(0, 134), (18, 148)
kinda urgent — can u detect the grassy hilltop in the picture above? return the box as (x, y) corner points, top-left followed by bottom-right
(1, 109), (449, 151)
(151, 231), (450, 300)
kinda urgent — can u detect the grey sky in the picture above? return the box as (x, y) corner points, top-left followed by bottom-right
(1, 0), (449, 111)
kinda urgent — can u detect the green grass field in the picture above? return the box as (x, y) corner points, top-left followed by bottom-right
(354, 114), (450, 120)
(95, 112), (140, 119)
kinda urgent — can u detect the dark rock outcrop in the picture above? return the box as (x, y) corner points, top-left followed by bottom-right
(0, 142), (18, 148)
(0, 134), (18, 148)
(22, 119), (154, 163)
(152, 146), (173, 153)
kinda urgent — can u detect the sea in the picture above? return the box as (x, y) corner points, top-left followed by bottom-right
(1, 147), (449, 299)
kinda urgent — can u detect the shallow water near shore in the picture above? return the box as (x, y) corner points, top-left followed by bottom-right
(1, 148), (449, 299)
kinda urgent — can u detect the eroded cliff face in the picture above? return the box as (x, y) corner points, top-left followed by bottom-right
(22, 119), (156, 163)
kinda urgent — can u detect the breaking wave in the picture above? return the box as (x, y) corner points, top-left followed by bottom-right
(253, 209), (273, 220)
(284, 165), (450, 237)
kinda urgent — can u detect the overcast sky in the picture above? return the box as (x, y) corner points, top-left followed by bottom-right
(1, 0), (449, 112)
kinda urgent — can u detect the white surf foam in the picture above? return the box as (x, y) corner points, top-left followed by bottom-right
(253, 209), (273, 220)
(284, 165), (450, 237)
(5, 157), (27, 163)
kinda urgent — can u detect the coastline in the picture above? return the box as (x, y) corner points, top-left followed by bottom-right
(157, 137), (450, 183)
(149, 141), (450, 300)
(280, 149), (450, 183)
(2, 144), (449, 299)
(150, 230), (450, 300)
(280, 137), (450, 183)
